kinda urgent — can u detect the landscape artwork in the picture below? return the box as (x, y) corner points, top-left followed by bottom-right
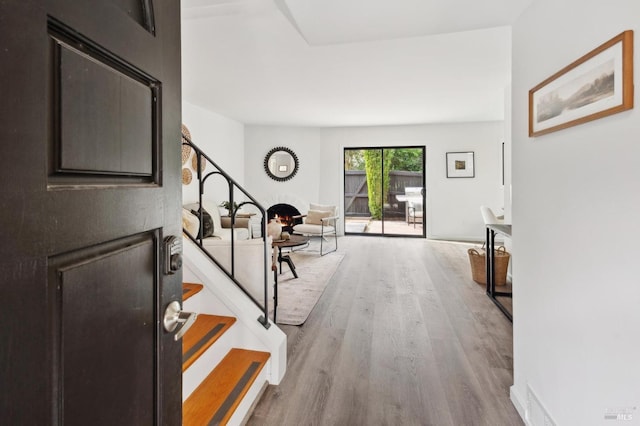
(529, 30), (633, 137)
(536, 60), (614, 123)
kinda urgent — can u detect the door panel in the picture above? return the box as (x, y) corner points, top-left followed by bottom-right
(382, 147), (425, 236)
(57, 39), (155, 176)
(112, 0), (155, 33)
(0, 1), (182, 424)
(51, 234), (156, 425)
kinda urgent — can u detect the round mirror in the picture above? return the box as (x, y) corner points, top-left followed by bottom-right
(264, 147), (299, 182)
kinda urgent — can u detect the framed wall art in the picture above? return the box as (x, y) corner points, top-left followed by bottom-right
(446, 151), (475, 178)
(529, 30), (634, 137)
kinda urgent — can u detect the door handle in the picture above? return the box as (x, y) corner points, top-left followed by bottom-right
(163, 301), (197, 341)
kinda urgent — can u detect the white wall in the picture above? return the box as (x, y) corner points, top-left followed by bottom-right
(244, 126), (323, 213)
(182, 102), (245, 204)
(511, 2), (640, 424)
(245, 122), (504, 240)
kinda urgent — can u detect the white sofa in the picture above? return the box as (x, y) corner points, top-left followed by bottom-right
(183, 199), (250, 240)
(200, 237), (275, 305)
(182, 199), (274, 307)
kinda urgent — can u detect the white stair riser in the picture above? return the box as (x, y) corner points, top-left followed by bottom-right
(183, 282), (234, 317)
(183, 322), (236, 401)
(183, 240), (287, 384)
(227, 366), (270, 426)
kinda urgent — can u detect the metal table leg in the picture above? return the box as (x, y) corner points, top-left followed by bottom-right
(486, 226), (512, 322)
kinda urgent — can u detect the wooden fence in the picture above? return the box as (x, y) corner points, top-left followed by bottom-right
(344, 170), (423, 218)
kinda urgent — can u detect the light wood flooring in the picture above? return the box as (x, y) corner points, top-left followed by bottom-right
(248, 236), (522, 426)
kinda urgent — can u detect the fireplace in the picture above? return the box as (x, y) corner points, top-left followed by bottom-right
(267, 203), (303, 232)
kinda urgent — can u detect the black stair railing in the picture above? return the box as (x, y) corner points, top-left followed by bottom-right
(182, 133), (270, 329)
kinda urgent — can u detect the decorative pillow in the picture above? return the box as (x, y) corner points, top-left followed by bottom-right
(182, 209), (200, 237)
(201, 200), (223, 232)
(309, 203), (336, 216)
(306, 209), (333, 225)
(190, 207), (215, 238)
(185, 200), (222, 233)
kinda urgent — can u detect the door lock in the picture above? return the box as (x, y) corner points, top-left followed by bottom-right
(164, 236), (183, 275)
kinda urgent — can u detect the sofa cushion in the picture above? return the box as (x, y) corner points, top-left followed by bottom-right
(201, 236), (274, 301)
(293, 223), (335, 235)
(213, 227), (250, 241)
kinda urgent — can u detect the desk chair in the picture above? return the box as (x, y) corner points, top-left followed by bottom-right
(480, 206), (504, 225)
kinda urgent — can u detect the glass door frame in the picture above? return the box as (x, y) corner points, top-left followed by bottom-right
(343, 146), (426, 238)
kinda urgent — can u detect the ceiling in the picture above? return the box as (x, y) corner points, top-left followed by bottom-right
(181, 0), (533, 127)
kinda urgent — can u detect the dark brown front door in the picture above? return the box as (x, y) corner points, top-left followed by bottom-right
(0, 1), (182, 424)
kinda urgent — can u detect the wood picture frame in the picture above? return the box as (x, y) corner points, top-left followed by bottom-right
(446, 151), (475, 178)
(529, 30), (634, 137)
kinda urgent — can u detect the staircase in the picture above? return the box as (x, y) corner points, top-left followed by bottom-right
(179, 132), (286, 424)
(181, 282), (274, 425)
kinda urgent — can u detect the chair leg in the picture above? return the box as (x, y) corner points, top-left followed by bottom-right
(320, 232), (338, 256)
(292, 233), (337, 256)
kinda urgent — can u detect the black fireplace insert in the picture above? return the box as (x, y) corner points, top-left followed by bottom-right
(267, 203), (303, 232)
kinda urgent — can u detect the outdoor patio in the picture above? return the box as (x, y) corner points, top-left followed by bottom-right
(344, 217), (423, 236)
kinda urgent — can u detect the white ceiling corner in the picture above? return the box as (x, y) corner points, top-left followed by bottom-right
(181, 0), (532, 127)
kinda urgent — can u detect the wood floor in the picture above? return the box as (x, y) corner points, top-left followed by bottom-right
(248, 236), (522, 426)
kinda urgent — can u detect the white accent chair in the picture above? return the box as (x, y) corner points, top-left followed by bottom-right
(480, 206), (504, 225)
(292, 203), (339, 256)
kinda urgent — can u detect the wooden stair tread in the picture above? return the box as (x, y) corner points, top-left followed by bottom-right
(183, 348), (270, 426)
(183, 283), (204, 301)
(183, 314), (236, 372)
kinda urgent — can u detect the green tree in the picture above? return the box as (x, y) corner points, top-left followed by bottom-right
(364, 149), (394, 219)
(344, 150), (365, 170)
(388, 148), (423, 172)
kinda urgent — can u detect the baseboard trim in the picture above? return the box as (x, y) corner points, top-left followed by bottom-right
(510, 385), (528, 424)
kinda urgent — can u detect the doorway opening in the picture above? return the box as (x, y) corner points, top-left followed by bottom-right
(344, 146), (425, 237)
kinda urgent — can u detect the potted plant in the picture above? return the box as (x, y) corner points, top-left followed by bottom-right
(219, 200), (239, 216)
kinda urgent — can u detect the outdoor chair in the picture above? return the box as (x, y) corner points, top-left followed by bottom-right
(408, 198), (423, 228)
(403, 187), (423, 227)
(292, 203), (339, 256)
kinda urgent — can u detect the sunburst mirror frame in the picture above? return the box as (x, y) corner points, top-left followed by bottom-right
(264, 146), (299, 182)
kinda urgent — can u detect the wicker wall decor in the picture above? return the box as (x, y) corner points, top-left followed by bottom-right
(182, 167), (192, 185)
(191, 153), (206, 173)
(181, 124), (192, 165)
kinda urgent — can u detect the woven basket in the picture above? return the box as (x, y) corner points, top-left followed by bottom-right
(468, 246), (510, 286)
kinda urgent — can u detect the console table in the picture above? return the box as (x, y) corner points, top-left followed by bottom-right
(486, 224), (512, 322)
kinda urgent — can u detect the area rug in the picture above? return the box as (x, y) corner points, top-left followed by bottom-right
(272, 250), (345, 326)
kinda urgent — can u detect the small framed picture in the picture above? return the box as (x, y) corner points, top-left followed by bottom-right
(446, 152), (475, 178)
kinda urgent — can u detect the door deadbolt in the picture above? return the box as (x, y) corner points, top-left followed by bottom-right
(164, 236), (183, 275)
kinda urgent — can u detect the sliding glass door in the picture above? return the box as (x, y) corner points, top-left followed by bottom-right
(344, 146), (425, 237)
